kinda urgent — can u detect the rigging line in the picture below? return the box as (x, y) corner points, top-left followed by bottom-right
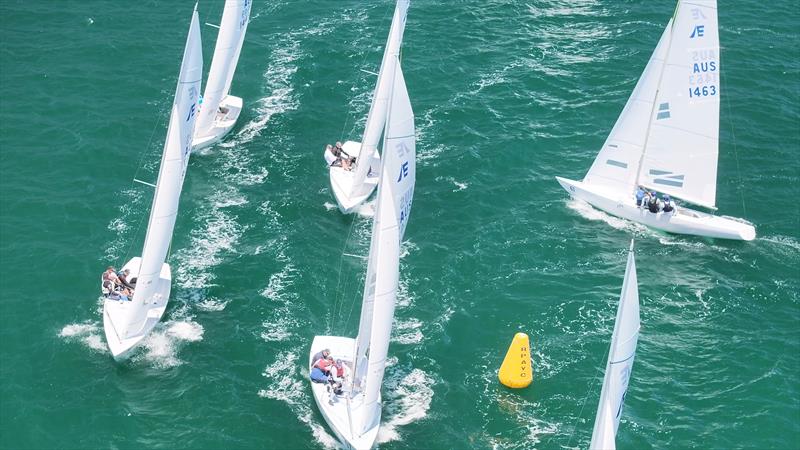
(119, 106), (169, 267)
(721, 67), (747, 216)
(562, 341), (609, 449)
(338, 2), (396, 143)
(329, 213), (360, 334)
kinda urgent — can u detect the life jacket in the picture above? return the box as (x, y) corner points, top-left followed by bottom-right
(648, 198), (660, 212)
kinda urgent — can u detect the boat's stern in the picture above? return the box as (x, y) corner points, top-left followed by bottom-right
(330, 141), (379, 214)
(191, 95), (242, 151)
(309, 336), (379, 450)
(103, 258), (171, 361)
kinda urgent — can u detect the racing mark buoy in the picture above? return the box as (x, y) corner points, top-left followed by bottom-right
(498, 332), (533, 388)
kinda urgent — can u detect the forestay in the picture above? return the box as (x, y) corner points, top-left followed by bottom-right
(639, 0), (720, 209)
(590, 241), (640, 450)
(194, 0), (251, 139)
(350, 0), (410, 197)
(122, 11), (202, 339)
(352, 61), (415, 436)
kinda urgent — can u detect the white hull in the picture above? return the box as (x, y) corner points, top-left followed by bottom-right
(102, 257), (171, 360)
(191, 95), (242, 151)
(556, 177), (756, 241)
(309, 336), (380, 450)
(330, 141), (380, 214)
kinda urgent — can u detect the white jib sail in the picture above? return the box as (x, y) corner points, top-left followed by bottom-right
(590, 240), (640, 450)
(350, 0), (410, 196)
(123, 9), (203, 339)
(583, 23), (672, 195)
(353, 61), (415, 436)
(194, 0), (251, 139)
(639, 0), (720, 209)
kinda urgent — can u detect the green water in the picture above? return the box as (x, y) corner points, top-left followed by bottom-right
(1, 0), (798, 449)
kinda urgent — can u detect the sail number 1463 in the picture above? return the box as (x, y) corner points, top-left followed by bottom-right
(689, 85), (717, 98)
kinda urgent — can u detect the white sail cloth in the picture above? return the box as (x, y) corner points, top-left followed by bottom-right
(123, 10), (203, 339)
(349, 0), (410, 197)
(590, 241), (640, 450)
(194, 0), (251, 140)
(352, 61), (415, 436)
(584, 0), (720, 209)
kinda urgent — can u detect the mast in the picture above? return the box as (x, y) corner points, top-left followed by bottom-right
(352, 60), (415, 436)
(350, 0), (409, 195)
(124, 7), (203, 338)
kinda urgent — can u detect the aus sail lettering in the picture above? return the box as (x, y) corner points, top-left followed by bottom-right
(397, 187), (414, 235)
(688, 50), (718, 96)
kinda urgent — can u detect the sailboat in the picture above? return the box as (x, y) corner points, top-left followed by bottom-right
(329, 0), (410, 214)
(309, 47), (416, 450)
(590, 240), (640, 450)
(103, 6), (203, 361)
(192, 0), (251, 151)
(556, 0), (756, 241)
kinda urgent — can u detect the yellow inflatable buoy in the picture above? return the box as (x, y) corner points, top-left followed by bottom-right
(498, 332), (533, 388)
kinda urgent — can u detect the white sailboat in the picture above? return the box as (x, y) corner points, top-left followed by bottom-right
(590, 240), (640, 450)
(192, 0), (251, 150)
(309, 54), (416, 450)
(103, 6), (203, 361)
(556, 0), (756, 241)
(329, 0), (410, 214)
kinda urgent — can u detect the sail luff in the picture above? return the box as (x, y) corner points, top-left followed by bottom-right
(590, 241), (640, 450)
(125, 9), (202, 337)
(194, 0), (250, 139)
(633, 15), (678, 190)
(349, 0), (409, 195)
(583, 21), (673, 195)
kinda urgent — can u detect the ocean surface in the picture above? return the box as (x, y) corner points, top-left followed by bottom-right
(1, 0), (798, 449)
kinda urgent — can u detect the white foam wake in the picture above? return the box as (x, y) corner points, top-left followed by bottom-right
(259, 351), (341, 449)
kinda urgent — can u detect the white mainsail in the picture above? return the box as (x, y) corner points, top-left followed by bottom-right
(638, 0), (720, 209)
(349, 0), (410, 197)
(590, 241), (640, 450)
(584, 0), (720, 209)
(119, 9), (203, 340)
(352, 61), (415, 436)
(194, 0), (251, 141)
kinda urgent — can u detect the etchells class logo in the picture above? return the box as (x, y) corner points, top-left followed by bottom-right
(395, 140), (412, 183)
(689, 8), (707, 38)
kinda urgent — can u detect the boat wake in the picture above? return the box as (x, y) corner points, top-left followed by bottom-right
(58, 315), (204, 368)
(174, 186), (249, 299)
(59, 321), (107, 352)
(260, 263), (301, 342)
(234, 32), (301, 146)
(377, 367), (435, 444)
(131, 319), (204, 369)
(259, 351), (341, 449)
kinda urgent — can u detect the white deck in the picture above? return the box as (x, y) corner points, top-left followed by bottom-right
(103, 257), (171, 361)
(330, 141), (380, 214)
(309, 336), (380, 450)
(556, 177), (756, 241)
(191, 95), (242, 151)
